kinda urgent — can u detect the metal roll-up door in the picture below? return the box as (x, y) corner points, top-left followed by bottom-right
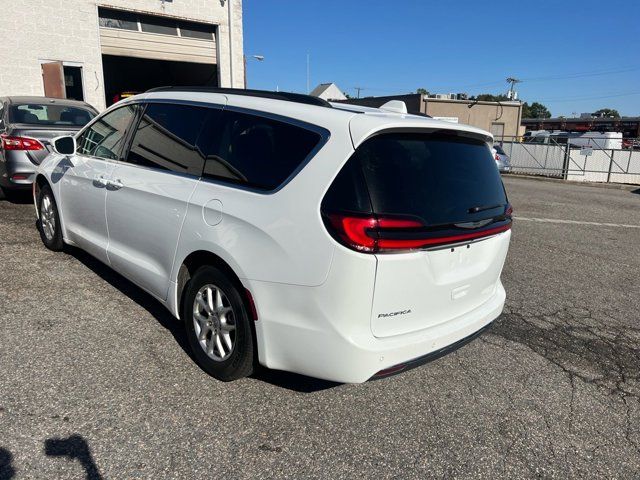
(99, 8), (217, 65)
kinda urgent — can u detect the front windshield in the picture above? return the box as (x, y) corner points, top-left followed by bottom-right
(9, 104), (96, 127)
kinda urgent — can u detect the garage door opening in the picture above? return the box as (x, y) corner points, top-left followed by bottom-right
(102, 55), (218, 106)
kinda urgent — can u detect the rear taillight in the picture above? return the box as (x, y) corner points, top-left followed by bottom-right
(0, 134), (44, 151)
(495, 153), (500, 161)
(326, 213), (511, 253)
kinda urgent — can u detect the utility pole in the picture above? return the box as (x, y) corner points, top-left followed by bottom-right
(306, 53), (310, 94)
(506, 77), (522, 100)
(354, 86), (365, 98)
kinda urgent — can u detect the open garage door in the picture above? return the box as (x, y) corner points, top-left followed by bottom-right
(99, 8), (218, 105)
(102, 55), (217, 106)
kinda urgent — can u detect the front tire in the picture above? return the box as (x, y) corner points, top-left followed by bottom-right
(183, 266), (255, 381)
(37, 184), (64, 251)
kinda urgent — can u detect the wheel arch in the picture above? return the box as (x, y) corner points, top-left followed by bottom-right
(33, 174), (50, 214)
(176, 249), (259, 362)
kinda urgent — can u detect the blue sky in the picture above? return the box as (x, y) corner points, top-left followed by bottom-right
(243, 0), (640, 117)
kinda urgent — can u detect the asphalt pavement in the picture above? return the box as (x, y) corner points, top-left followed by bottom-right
(0, 176), (639, 479)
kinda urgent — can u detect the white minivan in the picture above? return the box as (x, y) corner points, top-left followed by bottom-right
(34, 88), (512, 383)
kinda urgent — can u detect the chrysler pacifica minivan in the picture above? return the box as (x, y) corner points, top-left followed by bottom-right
(34, 88), (511, 383)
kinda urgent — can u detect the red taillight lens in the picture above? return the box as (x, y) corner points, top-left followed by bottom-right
(495, 153), (500, 161)
(505, 204), (513, 217)
(1, 134), (44, 151)
(327, 213), (511, 253)
(329, 215), (379, 252)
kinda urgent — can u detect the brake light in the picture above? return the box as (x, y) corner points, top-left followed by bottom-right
(495, 153), (500, 161)
(327, 214), (511, 253)
(0, 134), (44, 151)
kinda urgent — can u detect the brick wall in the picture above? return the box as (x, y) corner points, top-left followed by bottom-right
(0, 0), (244, 111)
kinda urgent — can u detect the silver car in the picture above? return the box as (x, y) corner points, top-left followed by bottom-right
(492, 144), (511, 173)
(0, 96), (97, 199)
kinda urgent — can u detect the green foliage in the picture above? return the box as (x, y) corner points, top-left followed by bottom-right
(416, 88), (429, 95)
(593, 108), (620, 118)
(523, 102), (552, 119)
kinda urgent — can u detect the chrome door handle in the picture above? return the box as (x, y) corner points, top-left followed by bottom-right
(109, 178), (124, 190)
(94, 175), (109, 187)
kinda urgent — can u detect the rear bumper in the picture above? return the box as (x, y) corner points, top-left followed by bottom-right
(250, 274), (505, 384)
(0, 151), (38, 188)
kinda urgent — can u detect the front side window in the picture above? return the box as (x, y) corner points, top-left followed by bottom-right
(202, 110), (322, 190)
(126, 103), (210, 175)
(77, 104), (138, 160)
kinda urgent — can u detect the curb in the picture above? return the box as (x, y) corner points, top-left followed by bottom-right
(503, 173), (640, 192)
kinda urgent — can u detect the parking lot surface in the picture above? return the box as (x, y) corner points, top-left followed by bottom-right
(1, 176), (639, 479)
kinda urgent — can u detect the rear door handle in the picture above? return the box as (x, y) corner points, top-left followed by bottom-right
(94, 175), (109, 187)
(109, 178), (124, 190)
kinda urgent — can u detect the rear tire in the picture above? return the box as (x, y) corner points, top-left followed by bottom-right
(183, 265), (255, 381)
(37, 184), (64, 251)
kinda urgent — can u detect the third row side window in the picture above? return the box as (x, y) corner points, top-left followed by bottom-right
(202, 110), (322, 191)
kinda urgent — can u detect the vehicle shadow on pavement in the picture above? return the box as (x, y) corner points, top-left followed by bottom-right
(68, 246), (339, 393)
(632, 188), (640, 195)
(67, 247), (195, 364)
(0, 447), (16, 480)
(1, 190), (32, 205)
(251, 368), (340, 393)
(44, 435), (103, 480)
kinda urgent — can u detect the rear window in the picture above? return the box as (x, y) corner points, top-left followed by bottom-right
(493, 145), (506, 155)
(325, 132), (508, 226)
(10, 104), (95, 127)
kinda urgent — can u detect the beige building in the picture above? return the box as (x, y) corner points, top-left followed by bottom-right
(0, 0), (245, 111)
(339, 93), (523, 140)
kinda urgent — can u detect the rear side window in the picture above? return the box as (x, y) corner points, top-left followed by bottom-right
(201, 110), (322, 191)
(324, 132), (508, 226)
(127, 103), (210, 176)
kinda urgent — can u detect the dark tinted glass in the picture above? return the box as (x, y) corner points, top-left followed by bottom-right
(140, 17), (178, 35)
(179, 21), (214, 39)
(10, 104), (95, 126)
(493, 145), (505, 155)
(354, 133), (507, 225)
(77, 104), (137, 160)
(127, 103), (208, 175)
(202, 110), (322, 190)
(98, 9), (138, 30)
(321, 157), (372, 214)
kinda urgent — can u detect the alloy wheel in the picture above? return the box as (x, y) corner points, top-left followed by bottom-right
(192, 284), (236, 361)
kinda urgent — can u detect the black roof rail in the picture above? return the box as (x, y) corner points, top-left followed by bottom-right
(145, 87), (332, 108)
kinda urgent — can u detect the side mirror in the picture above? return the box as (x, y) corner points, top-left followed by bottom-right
(52, 136), (76, 155)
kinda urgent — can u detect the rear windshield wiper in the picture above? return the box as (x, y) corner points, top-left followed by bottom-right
(467, 204), (503, 214)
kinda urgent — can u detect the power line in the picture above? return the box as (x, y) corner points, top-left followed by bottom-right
(537, 91), (640, 103)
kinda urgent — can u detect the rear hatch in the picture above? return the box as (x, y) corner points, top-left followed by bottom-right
(321, 129), (511, 338)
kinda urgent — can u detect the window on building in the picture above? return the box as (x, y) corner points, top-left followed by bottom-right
(179, 22), (215, 40)
(98, 9), (138, 31)
(140, 16), (178, 36)
(98, 8), (215, 40)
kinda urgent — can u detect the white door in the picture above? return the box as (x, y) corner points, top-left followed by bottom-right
(105, 101), (223, 300)
(60, 104), (138, 263)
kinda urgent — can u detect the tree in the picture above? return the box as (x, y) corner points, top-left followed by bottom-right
(523, 101), (551, 119)
(593, 108), (620, 118)
(474, 93), (509, 102)
(416, 88), (429, 95)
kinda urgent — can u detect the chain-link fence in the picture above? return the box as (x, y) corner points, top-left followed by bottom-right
(495, 136), (640, 185)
